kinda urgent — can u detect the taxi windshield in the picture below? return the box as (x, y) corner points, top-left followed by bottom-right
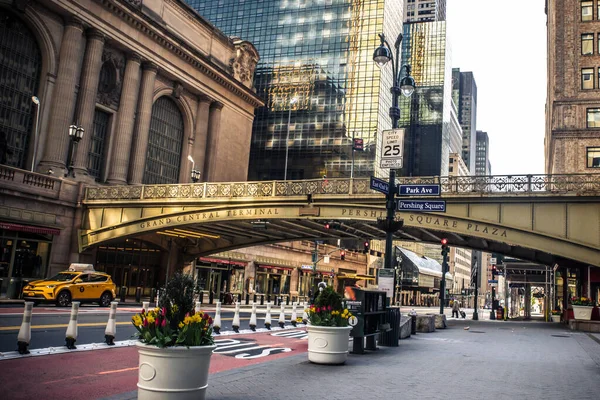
(47, 273), (78, 282)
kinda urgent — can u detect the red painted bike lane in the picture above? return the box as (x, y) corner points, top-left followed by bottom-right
(1, 330), (308, 400)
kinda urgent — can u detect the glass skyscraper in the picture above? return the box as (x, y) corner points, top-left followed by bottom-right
(185, 0), (404, 180)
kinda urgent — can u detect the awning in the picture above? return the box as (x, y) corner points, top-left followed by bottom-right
(198, 257), (247, 267)
(258, 264), (294, 271)
(0, 221), (60, 235)
(337, 273), (376, 281)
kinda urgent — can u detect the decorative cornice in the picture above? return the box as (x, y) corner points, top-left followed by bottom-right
(210, 101), (224, 110)
(86, 28), (106, 42)
(126, 51), (142, 63)
(142, 61), (158, 72)
(97, 0), (263, 108)
(66, 16), (85, 31)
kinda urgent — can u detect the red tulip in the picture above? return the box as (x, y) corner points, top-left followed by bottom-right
(161, 318), (166, 328)
(202, 313), (209, 320)
(143, 319), (148, 327)
(208, 316), (213, 325)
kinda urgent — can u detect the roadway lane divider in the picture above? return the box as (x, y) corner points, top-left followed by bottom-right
(213, 301), (222, 334)
(278, 303), (286, 328)
(302, 302), (309, 324)
(142, 301), (149, 313)
(264, 302), (272, 330)
(249, 302), (257, 331)
(195, 301), (201, 313)
(65, 302), (80, 350)
(291, 302), (298, 327)
(17, 301), (34, 354)
(232, 302), (241, 333)
(104, 301), (118, 346)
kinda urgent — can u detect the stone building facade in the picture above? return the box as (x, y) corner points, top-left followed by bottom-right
(546, 0), (600, 174)
(0, 0), (261, 295)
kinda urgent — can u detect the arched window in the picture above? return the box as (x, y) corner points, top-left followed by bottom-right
(143, 97), (184, 184)
(0, 10), (41, 168)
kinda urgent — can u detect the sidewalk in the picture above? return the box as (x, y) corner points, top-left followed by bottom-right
(102, 319), (600, 400)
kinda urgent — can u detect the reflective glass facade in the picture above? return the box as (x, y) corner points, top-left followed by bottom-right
(399, 21), (456, 177)
(186, 0), (403, 180)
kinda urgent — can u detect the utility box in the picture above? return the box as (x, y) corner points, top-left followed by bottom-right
(344, 287), (387, 354)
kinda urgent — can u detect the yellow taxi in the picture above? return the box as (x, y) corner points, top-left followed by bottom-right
(22, 264), (117, 307)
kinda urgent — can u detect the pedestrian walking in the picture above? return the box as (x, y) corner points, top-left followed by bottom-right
(452, 299), (461, 318)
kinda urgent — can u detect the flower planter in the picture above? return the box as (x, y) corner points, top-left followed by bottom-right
(307, 325), (352, 365)
(551, 315), (560, 322)
(572, 305), (593, 320)
(136, 342), (217, 400)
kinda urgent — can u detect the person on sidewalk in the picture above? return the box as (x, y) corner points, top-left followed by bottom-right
(452, 299), (461, 318)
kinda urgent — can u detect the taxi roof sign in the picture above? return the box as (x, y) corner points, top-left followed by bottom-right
(68, 263), (95, 272)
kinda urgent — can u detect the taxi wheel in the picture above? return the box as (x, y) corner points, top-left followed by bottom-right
(56, 291), (71, 307)
(99, 291), (113, 307)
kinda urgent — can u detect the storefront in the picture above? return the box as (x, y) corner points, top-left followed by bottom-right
(95, 239), (162, 296)
(337, 269), (376, 294)
(0, 222), (57, 297)
(255, 264), (292, 296)
(196, 256), (247, 302)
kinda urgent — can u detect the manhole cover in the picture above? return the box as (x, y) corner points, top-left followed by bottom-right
(551, 334), (570, 338)
(469, 330), (485, 334)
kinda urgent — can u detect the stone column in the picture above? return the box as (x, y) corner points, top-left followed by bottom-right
(106, 53), (142, 184)
(202, 101), (223, 182)
(72, 29), (105, 176)
(128, 62), (158, 184)
(38, 18), (85, 174)
(190, 95), (211, 182)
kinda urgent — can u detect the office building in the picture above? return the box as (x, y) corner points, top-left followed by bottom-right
(404, 0), (446, 23)
(187, 0), (406, 180)
(452, 69), (478, 174)
(545, 0), (600, 174)
(475, 130), (491, 176)
(399, 20), (461, 177)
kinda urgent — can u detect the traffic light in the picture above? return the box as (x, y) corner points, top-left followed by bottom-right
(491, 265), (497, 279)
(324, 222), (330, 229)
(441, 238), (449, 257)
(363, 240), (369, 253)
(340, 250), (345, 261)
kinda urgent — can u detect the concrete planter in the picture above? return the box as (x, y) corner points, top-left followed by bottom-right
(572, 305), (593, 320)
(551, 315), (560, 322)
(307, 325), (352, 365)
(136, 342), (217, 400)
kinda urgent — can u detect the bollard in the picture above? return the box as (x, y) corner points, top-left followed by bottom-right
(245, 293), (250, 305)
(65, 302), (80, 349)
(105, 301), (118, 345)
(213, 301), (221, 334)
(156, 289), (160, 307)
(267, 294), (271, 303)
(120, 286), (126, 302)
(249, 302), (257, 331)
(253, 293), (257, 304)
(237, 293), (242, 303)
(286, 295), (290, 306)
(260, 294), (264, 305)
(135, 287), (142, 303)
(17, 302), (34, 354)
(291, 302), (298, 327)
(199, 291), (204, 304)
(232, 302), (241, 333)
(150, 288), (156, 304)
(278, 303), (286, 328)
(195, 301), (201, 314)
(409, 309), (417, 335)
(142, 301), (150, 313)
(264, 302), (272, 330)
(302, 302), (308, 324)
(209, 291), (214, 305)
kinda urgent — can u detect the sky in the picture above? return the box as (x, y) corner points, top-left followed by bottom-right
(446, 0), (547, 175)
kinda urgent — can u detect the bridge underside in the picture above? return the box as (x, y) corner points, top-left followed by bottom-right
(80, 198), (600, 269)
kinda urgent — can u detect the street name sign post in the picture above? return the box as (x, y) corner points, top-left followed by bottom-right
(396, 199), (446, 212)
(379, 128), (404, 169)
(370, 176), (389, 194)
(397, 184), (441, 196)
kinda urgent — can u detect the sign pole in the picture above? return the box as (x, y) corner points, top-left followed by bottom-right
(351, 132), (355, 179)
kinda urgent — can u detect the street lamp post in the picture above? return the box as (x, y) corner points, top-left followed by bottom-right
(284, 97), (298, 181)
(373, 33), (415, 305)
(188, 155), (201, 182)
(67, 124), (84, 177)
(31, 96), (40, 172)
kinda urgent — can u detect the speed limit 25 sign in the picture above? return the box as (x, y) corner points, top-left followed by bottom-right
(380, 128), (405, 169)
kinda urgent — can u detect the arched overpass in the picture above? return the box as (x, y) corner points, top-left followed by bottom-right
(79, 174), (600, 268)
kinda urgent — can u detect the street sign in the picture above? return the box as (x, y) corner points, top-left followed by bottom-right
(397, 184), (441, 196)
(370, 176), (389, 194)
(396, 200), (446, 212)
(490, 258), (497, 264)
(353, 138), (364, 151)
(377, 269), (395, 299)
(380, 128), (405, 169)
(488, 279), (498, 284)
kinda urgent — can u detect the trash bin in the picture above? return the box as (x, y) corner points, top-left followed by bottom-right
(378, 307), (400, 347)
(7, 277), (23, 299)
(496, 307), (504, 320)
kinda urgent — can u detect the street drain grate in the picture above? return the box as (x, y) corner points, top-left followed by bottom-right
(469, 330), (486, 334)
(551, 334), (570, 338)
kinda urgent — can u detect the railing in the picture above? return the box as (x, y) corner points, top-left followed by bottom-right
(83, 173), (600, 201)
(0, 165), (76, 201)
